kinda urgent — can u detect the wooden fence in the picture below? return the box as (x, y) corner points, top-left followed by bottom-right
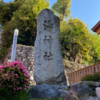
(67, 62), (100, 85)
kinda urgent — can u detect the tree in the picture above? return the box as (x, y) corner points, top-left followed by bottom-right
(1, 0), (50, 48)
(0, 0), (24, 26)
(0, 0), (49, 59)
(52, 0), (71, 21)
(60, 18), (94, 64)
(89, 32), (100, 64)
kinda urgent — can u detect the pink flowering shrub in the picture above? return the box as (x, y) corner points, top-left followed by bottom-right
(0, 60), (30, 98)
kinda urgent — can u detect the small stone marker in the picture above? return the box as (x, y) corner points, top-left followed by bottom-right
(11, 29), (19, 62)
(34, 9), (67, 85)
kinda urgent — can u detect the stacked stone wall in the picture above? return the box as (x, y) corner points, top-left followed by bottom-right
(4, 44), (36, 85)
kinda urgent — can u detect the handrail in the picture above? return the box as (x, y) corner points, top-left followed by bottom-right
(67, 62), (100, 85)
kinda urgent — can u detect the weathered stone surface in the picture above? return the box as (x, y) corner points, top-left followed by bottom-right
(28, 84), (60, 99)
(69, 83), (94, 99)
(86, 96), (100, 100)
(34, 9), (66, 85)
(96, 87), (100, 99)
(62, 94), (79, 100)
(82, 81), (100, 87)
(59, 89), (70, 96)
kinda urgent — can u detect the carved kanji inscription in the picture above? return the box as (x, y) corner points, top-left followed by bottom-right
(43, 20), (53, 32)
(43, 36), (53, 49)
(44, 52), (53, 60)
(39, 31), (41, 65)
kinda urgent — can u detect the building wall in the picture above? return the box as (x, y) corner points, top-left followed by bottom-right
(95, 27), (100, 35)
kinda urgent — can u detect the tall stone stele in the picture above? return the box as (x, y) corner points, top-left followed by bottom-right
(34, 9), (67, 85)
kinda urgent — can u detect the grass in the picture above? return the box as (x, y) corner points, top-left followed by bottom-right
(0, 87), (62, 100)
(1, 89), (29, 100)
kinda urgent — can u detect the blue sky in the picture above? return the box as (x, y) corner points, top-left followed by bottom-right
(3, 0), (100, 30)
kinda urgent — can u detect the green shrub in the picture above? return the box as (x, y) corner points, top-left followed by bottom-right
(81, 74), (93, 81)
(81, 72), (100, 82)
(0, 47), (8, 59)
(1, 89), (29, 100)
(0, 60), (30, 99)
(92, 72), (100, 82)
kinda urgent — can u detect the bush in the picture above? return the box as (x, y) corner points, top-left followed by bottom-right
(92, 72), (100, 82)
(1, 89), (29, 100)
(81, 72), (100, 82)
(0, 60), (30, 98)
(0, 47), (8, 59)
(81, 74), (93, 81)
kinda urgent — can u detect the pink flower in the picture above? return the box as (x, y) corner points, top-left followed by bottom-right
(4, 78), (6, 80)
(13, 87), (16, 91)
(2, 85), (4, 87)
(26, 86), (29, 90)
(17, 59), (21, 62)
(5, 74), (8, 76)
(25, 79), (30, 82)
(19, 87), (22, 89)
(26, 75), (30, 78)
(17, 87), (22, 90)
(4, 62), (7, 64)
(9, 85), (12, 88)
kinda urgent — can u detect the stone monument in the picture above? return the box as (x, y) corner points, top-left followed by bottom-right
(34, 9), (67, 85)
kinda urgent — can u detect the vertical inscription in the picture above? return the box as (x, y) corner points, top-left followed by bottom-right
(43, 35), (53, 60)
(44, 52), (53, 60)
(48, 36), (53, 49)
(43, 35), (53, 49)
(43, 20), (53, 32)
(39, 31), (41, 65)
(43, 19), (54, 61)
(43, 36), (47, 43)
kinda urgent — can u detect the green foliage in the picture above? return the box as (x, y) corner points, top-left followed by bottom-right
(93, 72), (100, 81)
(0, 0), (50, 59)
(89, 32), (100, 63)
(60, 18), (90, 61)
(1, 89), (29, 100)
(28, 97), (62, 100)
(59, 17), (100, 64)
(2, 0), (49, 46)
(0, 47), (8, 59)
(81, 72), (100, 82)
(1, 87), (62, 100)
(52, 0), (71, 21)
(0, 0), (24, 26)
(81, 74), (93, 81)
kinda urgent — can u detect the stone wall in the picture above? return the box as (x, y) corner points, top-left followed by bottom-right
(4, 44), (36, 85)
